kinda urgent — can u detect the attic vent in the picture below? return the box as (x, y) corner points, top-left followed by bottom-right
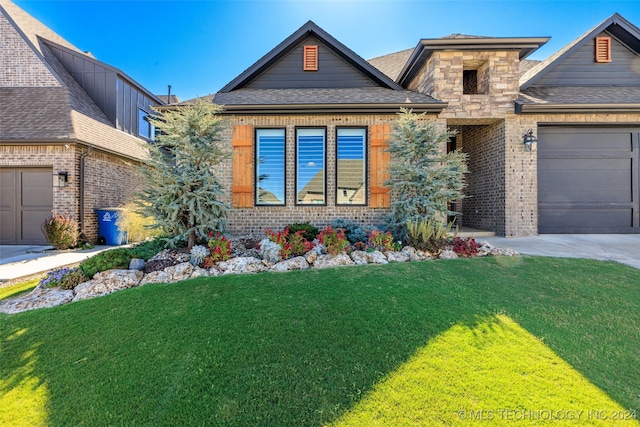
(303, 45), (318, 71)
(595, 37), (612, 63)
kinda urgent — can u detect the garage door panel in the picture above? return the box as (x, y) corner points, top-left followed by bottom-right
(538, 127), (639, 234)
(22, 211), (49, 242)
(539, 209), (633, 234)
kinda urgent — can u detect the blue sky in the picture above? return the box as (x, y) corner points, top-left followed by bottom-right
(14, 0), (640, 101)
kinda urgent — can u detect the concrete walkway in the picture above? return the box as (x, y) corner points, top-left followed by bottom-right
(482, 234), (640, 270)
(0, 245), (113, 283)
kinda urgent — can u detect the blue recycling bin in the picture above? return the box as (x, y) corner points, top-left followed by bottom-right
(95, 208), (128, 245)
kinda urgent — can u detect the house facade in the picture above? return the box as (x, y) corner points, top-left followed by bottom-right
(206, 15), (640, 237)
(0, 0), (162, 244)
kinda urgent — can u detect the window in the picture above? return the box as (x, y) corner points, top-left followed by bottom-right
(138, 108), (155, 140)
(296, 128), (325, 204)
(463, 70), (478, 94)
(336, 127), (366, 205)
(256, 129), (285, 205)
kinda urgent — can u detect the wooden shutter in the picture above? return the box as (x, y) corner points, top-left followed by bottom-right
(232, 125), (254, 208)
(595, 37), (612, 63)
(369, 124), (391, 208)
(303, 45), (318, 71)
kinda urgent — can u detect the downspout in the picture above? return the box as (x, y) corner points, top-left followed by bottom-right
(79, 146), (93, 237)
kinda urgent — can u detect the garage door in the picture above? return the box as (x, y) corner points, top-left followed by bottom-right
(538, 127), (640, 234)
(0, 168), (53, 244)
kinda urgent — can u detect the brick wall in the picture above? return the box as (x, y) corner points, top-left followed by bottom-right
(222, 114), (443, 235)
(0, 143), (142, 242)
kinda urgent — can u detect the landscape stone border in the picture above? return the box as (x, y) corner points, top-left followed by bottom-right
(0, 240), (517, 315)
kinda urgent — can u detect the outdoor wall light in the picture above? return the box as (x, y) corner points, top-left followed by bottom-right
(53, 171), (68, 188)
(523, 129), (537, 152)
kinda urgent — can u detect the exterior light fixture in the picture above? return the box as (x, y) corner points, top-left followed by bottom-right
(53, 171), (68, 188)
(523, 129), (537, 152)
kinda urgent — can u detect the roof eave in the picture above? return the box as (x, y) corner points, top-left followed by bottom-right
(218, 102), (448, 115)
(515, 102), (640, 113)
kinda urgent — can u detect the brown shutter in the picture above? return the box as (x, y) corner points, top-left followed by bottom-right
(232, 125), (254, 208)
(595, 37), (612, 63)
(369, 124), (391, 208)
(303, 45), (318, 71)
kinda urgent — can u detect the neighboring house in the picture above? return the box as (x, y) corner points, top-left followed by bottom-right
(0, 0), (162, 244)
(202, 15), (639, 236)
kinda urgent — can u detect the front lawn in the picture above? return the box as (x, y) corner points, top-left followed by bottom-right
(1, 256), (639, 426)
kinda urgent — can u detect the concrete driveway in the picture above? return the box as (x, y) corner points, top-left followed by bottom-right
(482, 234), (640, 270)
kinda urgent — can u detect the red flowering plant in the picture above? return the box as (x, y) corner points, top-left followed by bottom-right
(367, 229), (396, 252)
(451, 237), (479, 258)
(317, 225), (350, 255)
(204, 231), (232, 268)
(265, 227), (315, 259)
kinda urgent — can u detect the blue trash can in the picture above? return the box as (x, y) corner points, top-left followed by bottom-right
(95, 208), (128, 245)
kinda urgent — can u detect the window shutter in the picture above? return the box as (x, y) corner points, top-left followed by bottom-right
(369, 124), (391, 208)
(231, 125), (254, 208)
(303, 45), (318, 71)
(595, 37), (612, 63)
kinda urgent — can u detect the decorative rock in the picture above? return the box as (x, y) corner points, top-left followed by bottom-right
(304, 250), (318, 265)
(164, 262), (194, 282)
(258, 239), (281, 264)
(401, 246), (430, 261)
(207, 268), (220, 277)
(129, 258), (145, 271)
(139, 270), (173, 285)
(350, 250), (388, 265)
(385, 251), (411, 263)
(0, 287), (74, 314)
(72, 269), (143, 302)
(218, 257), (268, 274)
(438, 250), (459, 260)
(190, 266), (210, 278)
(271, 256), (310, 272)
(476, 240), (519, 257)
(313, 253), (355, 269)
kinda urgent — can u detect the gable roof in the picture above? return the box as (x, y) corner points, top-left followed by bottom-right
(520, 13), (640, 89)
(221, 21), (403, 92)
(212, 21), (446, 114)
(517, 13), (640, 113)
(0, 0), (154, 160)
(397, 35), (550, 87)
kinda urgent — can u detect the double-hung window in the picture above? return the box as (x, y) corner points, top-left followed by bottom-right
(255, 129), (286, 205)
(296, 128), (326, 205)
(336, 128), (366, 205)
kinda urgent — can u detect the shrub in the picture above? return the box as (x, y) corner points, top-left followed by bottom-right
(190, 245), (209, 266)
(130, 238), (167, 261)
(286, 222), (319, 242)
(41, 213), (79, 249)
(205, 232), (232, 267)
(116, 201), (163, 243)
(406, 218), (455, 255)
(331, 218), (368, 244)
(263, 228), (315, 260)
(39, 267), (88, 290)
(317, 225), (350, 255)
(368, 229), (397, 252)
(452, 237), (479, 258)
(79, 248), (134, 278)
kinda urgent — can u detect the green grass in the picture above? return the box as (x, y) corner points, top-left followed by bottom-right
(0, 279), (39, 301)
(1, 256), (639, 426)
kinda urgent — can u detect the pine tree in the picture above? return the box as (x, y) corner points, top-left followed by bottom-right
(385, 108), (468, 239)
(138, 98), (230, 249)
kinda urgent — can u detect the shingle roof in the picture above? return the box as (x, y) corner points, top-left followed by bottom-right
(0, 0), (149, 160)
(367, 49), (413, 81)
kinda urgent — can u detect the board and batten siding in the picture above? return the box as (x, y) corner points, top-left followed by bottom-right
(245, 35), (378, 89)
(530, 31), (640, 87)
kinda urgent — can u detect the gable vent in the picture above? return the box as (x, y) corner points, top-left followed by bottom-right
(595, 37), (612, 63)
(303, 45), (318, 71)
